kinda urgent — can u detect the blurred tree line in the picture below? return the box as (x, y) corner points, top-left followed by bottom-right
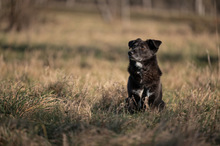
(0, 0), (219, 31)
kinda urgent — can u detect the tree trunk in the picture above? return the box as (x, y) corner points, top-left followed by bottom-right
(0, 0), (2, 9)
(142, 0), (152, 11)
(195, 0), (204, 15)
(66, 0), (75, 7)
(96, 0), (113, 23)
(121, 0), (130, 26)
(7, 0), (16, 31)
(109, 0), (119, 19)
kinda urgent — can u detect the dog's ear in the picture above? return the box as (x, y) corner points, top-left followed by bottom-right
(128, 40), (135, 49)
(147, 39), (162, 53)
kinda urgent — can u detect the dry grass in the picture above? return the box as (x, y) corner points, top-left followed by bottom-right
(0, 9), (219, 145)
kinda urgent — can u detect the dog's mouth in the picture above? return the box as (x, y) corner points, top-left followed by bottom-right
(128, 53), (134, 60)
(128, 56), (135, 61)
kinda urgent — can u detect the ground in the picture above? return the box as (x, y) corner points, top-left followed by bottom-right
(0, 8), (219, 145)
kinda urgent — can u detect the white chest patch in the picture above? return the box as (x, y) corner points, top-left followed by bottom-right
(135, 62), (143, 68)
(146, 89), (154, 97)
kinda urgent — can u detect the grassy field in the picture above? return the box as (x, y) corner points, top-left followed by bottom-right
(0, 9), (219, 145)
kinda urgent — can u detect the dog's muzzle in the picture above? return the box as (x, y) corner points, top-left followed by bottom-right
(128, 51), (132, 57)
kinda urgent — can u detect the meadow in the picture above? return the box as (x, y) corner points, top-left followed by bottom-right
(0, 8), (219, 145)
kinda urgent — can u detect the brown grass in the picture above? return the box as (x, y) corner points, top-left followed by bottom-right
(0, 9), (219, 145)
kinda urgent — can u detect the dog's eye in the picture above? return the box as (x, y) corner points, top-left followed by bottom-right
(139, 45), (144, 50)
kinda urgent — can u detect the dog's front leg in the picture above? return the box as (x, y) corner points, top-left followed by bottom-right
(125, 95), (139, 113)
(143, 88), (154, 110)
(132, 89), (144, 110)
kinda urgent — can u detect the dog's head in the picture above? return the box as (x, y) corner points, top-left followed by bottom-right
(128, 38), (162, 62)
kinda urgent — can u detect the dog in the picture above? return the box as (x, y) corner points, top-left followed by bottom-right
(126, 38), (165, 113)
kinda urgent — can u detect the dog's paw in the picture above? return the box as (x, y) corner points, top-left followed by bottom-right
(158, 100), (165, 111)
(125, 97), (138, 114)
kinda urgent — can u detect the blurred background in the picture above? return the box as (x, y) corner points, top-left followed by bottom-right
(0, 1), (220, 145)
(0, 0), (220, 31)
(0, 0), (219, 88)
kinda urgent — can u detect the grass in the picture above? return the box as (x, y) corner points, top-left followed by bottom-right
(0, 8), (220, 145)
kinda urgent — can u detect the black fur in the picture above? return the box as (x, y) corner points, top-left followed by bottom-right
(126, 38), (165, 113)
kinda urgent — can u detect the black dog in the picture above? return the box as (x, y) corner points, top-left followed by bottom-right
(126, 38), (165, 113)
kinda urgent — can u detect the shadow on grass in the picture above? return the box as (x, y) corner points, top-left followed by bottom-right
(159, 52), (219, 68)
(0, 41), (48, 52)
(0, 41), (128, 62)
(159, 52), (184, 63)
(193, 54), (219, 67)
